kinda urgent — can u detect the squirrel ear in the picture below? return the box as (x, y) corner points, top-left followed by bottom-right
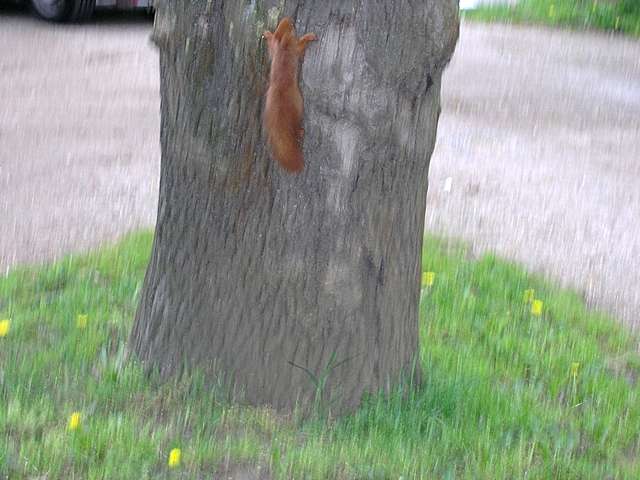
(274, 17), (293, 39)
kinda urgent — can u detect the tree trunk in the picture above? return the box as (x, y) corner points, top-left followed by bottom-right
(130, 0), (459, 415)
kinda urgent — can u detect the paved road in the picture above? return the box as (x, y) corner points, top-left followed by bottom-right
(1, 10), (639, 327)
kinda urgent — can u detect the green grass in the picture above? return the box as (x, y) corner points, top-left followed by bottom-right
(1, 231), (639, 478)
(465, 0), (640, 37)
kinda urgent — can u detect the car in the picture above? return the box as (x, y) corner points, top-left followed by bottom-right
(29, 0), (153, 22)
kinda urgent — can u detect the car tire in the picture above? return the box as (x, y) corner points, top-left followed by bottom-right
(68, 0), (95, 21)
(30, 0), (72, 21)
(30, 0), (95, 21)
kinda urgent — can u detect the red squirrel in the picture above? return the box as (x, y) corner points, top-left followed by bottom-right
(263, 17), (317, 173)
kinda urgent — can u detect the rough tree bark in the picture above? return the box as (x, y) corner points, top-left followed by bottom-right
(130, 0), (459, 415)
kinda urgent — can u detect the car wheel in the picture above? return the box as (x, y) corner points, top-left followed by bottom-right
(30, 0), (72, 21)
(68, 0), (95, 21)
(31, 0), (95, 21)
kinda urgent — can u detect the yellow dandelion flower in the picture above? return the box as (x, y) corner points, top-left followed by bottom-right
(68, 412), (81, 431)
(76, 314), (88, 329)
(0, 319), (10, 338)
(422, 271), (435, 287)
(571, 362), (580, 377)
(531, 299), (543, 316)
(523, 289), (535, 304)
(168, 448), (181, 468)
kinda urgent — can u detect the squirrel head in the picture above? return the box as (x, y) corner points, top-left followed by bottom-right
(263, 17), (297, 58)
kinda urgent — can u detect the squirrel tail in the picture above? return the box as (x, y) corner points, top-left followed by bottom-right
(265, 113), (304, 173)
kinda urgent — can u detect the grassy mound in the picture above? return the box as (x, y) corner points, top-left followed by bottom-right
(1, 232), (639, 478)
(465, 0), (640, 37)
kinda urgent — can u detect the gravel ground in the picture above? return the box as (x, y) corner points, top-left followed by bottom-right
(0, 9), (638, 327)
(0, 8), (160, 273)
(427, 21), (640, 328)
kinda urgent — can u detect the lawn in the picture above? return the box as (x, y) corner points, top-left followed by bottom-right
(465, 0), (640, 37)
(1, 232), (639, 478)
